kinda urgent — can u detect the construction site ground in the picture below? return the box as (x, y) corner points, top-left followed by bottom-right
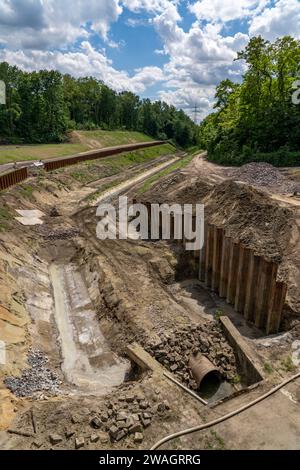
(0, 150), (299, 450)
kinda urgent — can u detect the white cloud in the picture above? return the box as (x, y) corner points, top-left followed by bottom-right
(0, 41), (165, 94)
(249, 0), (300, 40)
(0, 0), (123, 49)
(189, 0), (269, 23)
(158, 87), (215, 121)
(122, 0), (179, 14)
(153, 11), (248, 118)
(0, 0), (298, 121)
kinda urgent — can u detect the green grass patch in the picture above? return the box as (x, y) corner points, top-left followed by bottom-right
(19, 184), (35, 200)
(264, 362), (273, 374)
(232, 374), (241, 384)
(0, 206), (13, 231)
(80, 130), (152, 147)
(0, 130), (155, 165)
(103, 143), (175, 171)
(0, 143), (87, 164)
(281, 355), (296, 372)
(138, 150), (197, 194)
(84, 143), (176, 202)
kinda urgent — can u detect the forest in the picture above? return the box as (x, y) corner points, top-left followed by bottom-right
(199, 36), (300, 166)
(0, 62), (198, 148)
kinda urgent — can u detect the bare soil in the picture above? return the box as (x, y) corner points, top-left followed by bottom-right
(0, 152), (299, 450)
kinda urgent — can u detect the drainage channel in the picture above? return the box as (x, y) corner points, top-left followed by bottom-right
(49, 262), (130, 394)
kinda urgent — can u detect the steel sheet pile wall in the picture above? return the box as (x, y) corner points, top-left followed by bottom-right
(44, 141), (165, 172)
(199, 224), (287, 334)
(0, 167), (28, 191)
(142, 201), (286, 335)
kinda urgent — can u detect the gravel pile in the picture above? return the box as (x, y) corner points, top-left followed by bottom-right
(228, 162), (297, 194)
(5, 349), (61, 397)
(37, 226), (80, 240)
(145, 323), (237, 390)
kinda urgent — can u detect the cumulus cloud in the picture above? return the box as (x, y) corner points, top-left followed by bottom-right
(158, 87), (214, 121)
(189, 0), (269, 23)
(0, 0), (298, 120)
(153, 9), (248, 118)
(0, 41), (165, 94)
(249, 0), (300, 40)
(122, 0), (179, 14)
(0, 0), (123, 49)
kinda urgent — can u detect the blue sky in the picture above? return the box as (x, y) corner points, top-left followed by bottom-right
(0, 0), (299, 120)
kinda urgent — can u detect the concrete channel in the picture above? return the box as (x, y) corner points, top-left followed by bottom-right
(49, 263), (130, 394)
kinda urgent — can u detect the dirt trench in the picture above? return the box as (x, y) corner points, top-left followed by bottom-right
(0, 152), (299, 450)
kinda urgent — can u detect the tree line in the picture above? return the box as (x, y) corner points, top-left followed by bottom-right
(198, 36), (300, 166)
(0, 62), (198, 148)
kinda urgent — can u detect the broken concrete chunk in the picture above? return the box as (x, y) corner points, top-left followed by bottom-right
(65, 430), (75, 439)
(75, 437), (85, 449)
(139, 401), (149, 410)
(100, 412), (109, 422)
(141, 417), (151, 428)
(117, 421), (127, 429)
(90, 416), (102, 429)
(109, 425), (119, 439)
(133, 432), (144, 443)
(90, 433), (99, 443)
(115, 429), (127, 441)
(32, 440), (42, 449)
(49, 433), (63, 445)
(116, 411), (128, 421)
(129, 423), (143, 434)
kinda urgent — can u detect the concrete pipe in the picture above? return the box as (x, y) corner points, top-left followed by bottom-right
(189, 352), (220, 390)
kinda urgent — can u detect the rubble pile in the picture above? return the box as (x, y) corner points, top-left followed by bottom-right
(145, 323), (237, 390)
(46, 390), (170, 448)
(4, 349), (61, 397)
(228, 162), (297, 194)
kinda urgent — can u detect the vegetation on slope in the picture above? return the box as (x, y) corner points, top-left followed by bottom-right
(0, 130), (153, 164)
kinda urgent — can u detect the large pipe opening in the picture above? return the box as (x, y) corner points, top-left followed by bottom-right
(189, 352), (221, 397)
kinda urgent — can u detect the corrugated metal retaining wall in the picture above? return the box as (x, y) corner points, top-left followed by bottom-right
(0, 167), (28, 191)
(0, 140), (166, 191)
(141, 203), (287, 335)
(199, 223), (287, 335)
(44, 140), (165, 172)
